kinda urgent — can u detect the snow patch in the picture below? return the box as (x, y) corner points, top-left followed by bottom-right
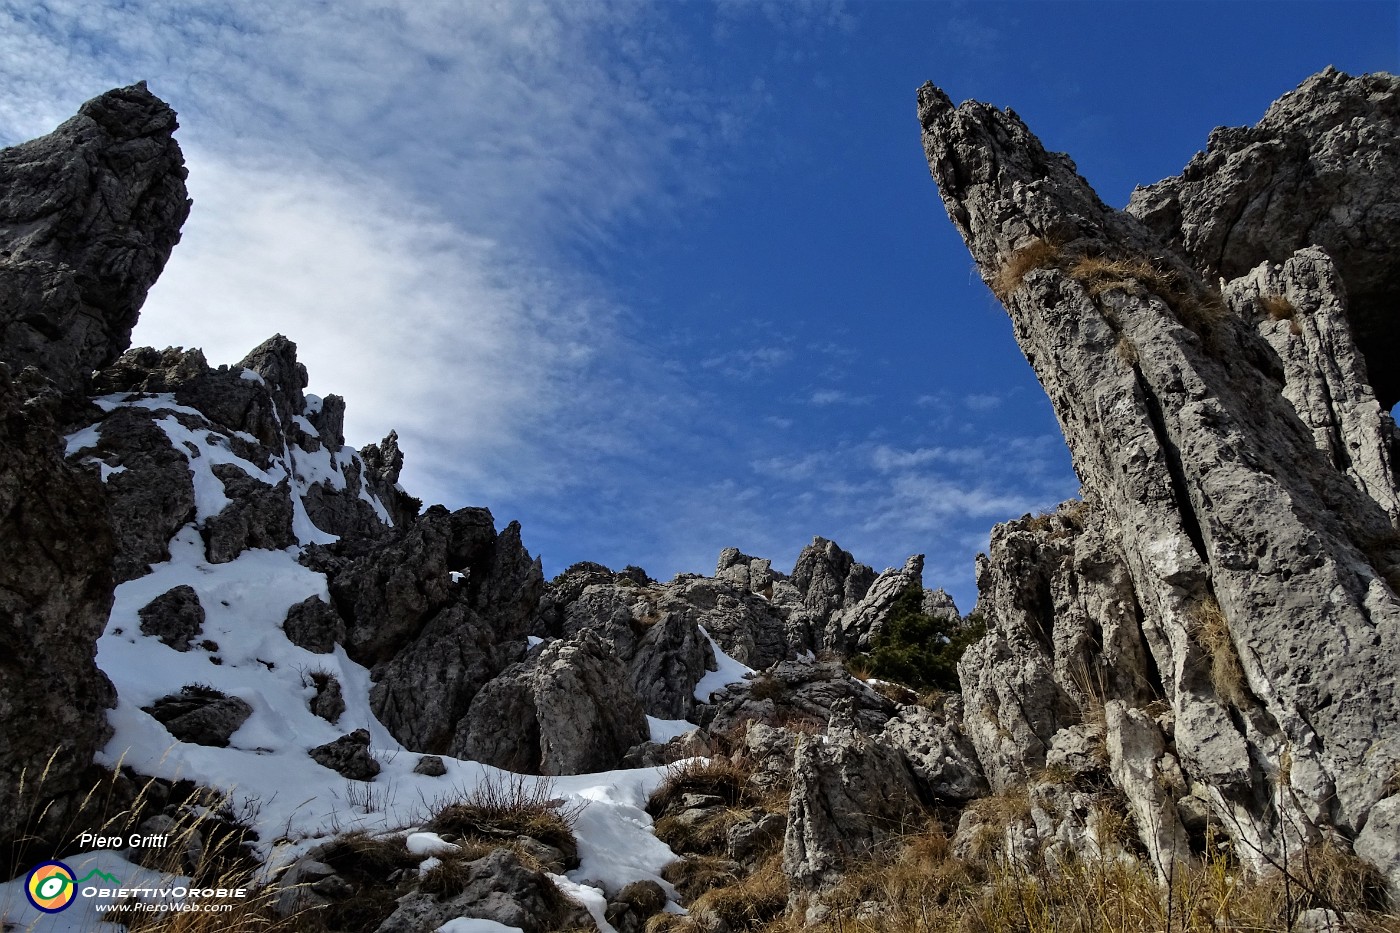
(436, 919), (525, 933)
(239, 368), (266, 385)
(693, 627), (755, 701)
(646, 716), (696, 744)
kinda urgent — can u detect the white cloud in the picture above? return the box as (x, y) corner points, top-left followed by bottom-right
(136, 149), (643, 507)
(809, 388), (872, 406)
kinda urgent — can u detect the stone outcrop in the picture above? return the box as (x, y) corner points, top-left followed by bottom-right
(0, 83), (190, 394)
(783, 700), (924, 913)
(0, 364), (118, 854)
(137, 584), (205, 651)
(308, 508), (542, 753)
(374, 849), (591, 933)
(452, 628), (649, 774)
(921, 68), (1400, 881)
(143, 685), (251, 747)
(308, 729), (380, 782)
(1127, 68), (1400, 410)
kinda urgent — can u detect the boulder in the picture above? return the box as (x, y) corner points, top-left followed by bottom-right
(137, 584), (205, 650)
(453, 628), (649, 775)
(309, 729), (380, 782)
(144, 685), (251, 747)
(374, 848), (590, 933)
(783, 700), (924, 908)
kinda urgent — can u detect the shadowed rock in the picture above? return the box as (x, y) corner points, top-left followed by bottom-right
(0, 83), (189, 393)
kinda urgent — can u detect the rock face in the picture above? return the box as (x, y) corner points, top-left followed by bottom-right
(0, 84), (187, 858)
(306, 508), (543, 753)
(0, 83), (189, 394)
(453, 629), (649, 774)
(921, 68), (1400, 879)
(0, 364), (118, 854)
(1127, 68), (1400, 410)
(784, 700), (924, 911)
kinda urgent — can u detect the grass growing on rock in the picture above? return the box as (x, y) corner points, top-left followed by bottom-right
(992, 238), (1062, 300)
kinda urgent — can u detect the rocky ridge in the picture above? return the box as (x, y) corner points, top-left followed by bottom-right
(1, 69), (1399, 932)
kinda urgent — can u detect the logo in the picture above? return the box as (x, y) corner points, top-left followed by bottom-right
(24, 862), (122, 913)
(25, 861), (76, 913)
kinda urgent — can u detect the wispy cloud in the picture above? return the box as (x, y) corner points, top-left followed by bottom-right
(0, 0), (734, 511)
(809, 388), (872, 406)
(700, 345), (793, 380)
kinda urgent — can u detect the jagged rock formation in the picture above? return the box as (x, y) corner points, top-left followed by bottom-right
(1126, 68), (1400, 410)
(454, 628), (649, 774)
(0, 83), (189, 395)
(784, 699), (925, 917)
(0, 83), (187, 857)
(921, 67), (1400, 888)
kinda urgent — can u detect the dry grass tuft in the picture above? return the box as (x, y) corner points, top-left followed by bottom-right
(1260, 292), (1296, 320)
(1069, 255), (1175, 298)
(1188, 595), (1250, 707)
(660, 854), (746, 903)
(686, 854), (788, 931)
(649, 757), (761, 816)
(992, 238), (1062, 300)
(426, 772), (578, 858)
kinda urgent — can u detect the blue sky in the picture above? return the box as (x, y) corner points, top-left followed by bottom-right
(1, 1), (1394, 610)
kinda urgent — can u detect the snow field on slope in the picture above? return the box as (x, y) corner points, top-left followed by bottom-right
(27, 523), (725, 931)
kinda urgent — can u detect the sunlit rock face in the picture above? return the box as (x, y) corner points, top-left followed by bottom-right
(921, 68), (1400, 884)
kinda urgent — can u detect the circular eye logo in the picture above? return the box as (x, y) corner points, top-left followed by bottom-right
(26, 861), (77, 913)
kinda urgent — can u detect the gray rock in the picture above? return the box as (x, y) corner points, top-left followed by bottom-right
(1104, 701), (1190, 884)
(304, 508), (539, 752)
(783, 700), (923, 904)
(1127, 68), (1400, 410)
(360, 430), (420, 527)
(715, 547), (777, 597)
(308, 672), (345, 724)
(922, 73), (1400, 876)
(309, 729), (380, 782)
(743, 722), (798, 791)
(780, 537), (877, 654)
(413, 755), (447, 777)
(622, 728), (712, 768)
(0, 365), (117, 855)
(454, 628), (649, 775)
(138, 584), (205, 651)
(282, 596), (347, 654)
(1354, 794), (1400, 907)
(958, 502), (1155, 792)
(880, 701), (987, 802)
(1223, 248), (1400, 523)
(832, 553), (924, 653)
(728, 811), (786, 865)
(374, 848), (589, 933)
(144, 685), (252, 747)
(605, 879), (667, 933)
(708, 660), (893, 737)
(920, 587), (960, 620)
(0, 83), (189, 394)
(89, 406), (197, 581)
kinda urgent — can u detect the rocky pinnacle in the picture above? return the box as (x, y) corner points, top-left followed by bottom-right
(920, 72), (1400, 869)
(0, 81), (190, 393)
